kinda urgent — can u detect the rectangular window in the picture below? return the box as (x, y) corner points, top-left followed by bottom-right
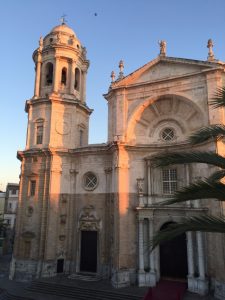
(30, 180), (36, 196)
(36, 125), (43, 144)
(11, 189), (17, 195)
(162, 169), (177, 194)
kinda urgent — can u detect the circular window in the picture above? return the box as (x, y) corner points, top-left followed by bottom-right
(83, 172), (98, 191)
(161, 128), (175, 141)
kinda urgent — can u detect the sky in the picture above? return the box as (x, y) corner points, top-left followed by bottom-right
(0, 0), (225, 190)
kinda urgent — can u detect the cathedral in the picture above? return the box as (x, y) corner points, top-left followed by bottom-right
(10, 22), (225, 299)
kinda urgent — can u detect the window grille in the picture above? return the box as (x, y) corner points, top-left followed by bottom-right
(162, 169), (177, 194)
(83, 172), (98, 191)
(161, 128), (175, 141)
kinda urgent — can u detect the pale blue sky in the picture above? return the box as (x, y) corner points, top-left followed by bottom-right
(0, 0), (225, 190)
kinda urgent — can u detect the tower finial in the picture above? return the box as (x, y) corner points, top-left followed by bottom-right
(111, 71), (115, 83)
(118, 60), (124, 79)
(207, 39), (215, 61)
(39, 36), (43, 50)
(158, 40), (166, 56)
(60, 14), (67, 25)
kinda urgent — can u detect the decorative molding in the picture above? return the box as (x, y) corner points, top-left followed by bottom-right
(26, 206), (34, 217)
(59, 235), (66, 241)
(60, 214), (67, 224)
(79, 205), (100, 231)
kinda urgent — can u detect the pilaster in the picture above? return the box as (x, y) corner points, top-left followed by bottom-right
(53, 56), (60, 93)
(34, 50), (42, 98)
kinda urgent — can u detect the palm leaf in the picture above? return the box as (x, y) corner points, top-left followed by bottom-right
(151, 152), (225, 169)
(161, 180), (225, 205)
(189, 124), (225, 145)
(208, 169), (225, 181)
(151, 215), (225, 250)
(210, 87), (225, 108)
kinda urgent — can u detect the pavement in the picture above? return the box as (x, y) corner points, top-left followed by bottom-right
(0, 254), (217, 300)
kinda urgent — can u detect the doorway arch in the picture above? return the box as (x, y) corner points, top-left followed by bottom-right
(160, 222), (188, 279)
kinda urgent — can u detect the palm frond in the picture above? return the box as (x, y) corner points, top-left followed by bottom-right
(161, 180), (225, 205)
(151, 215), (225, 250)
(210, 87), (225, 109)
(151, 152), (225, 169)
(189, 124), (225, 145)
(208, 170), (225, 182)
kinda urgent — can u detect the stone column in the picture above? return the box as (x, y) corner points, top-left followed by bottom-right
(149, 218), (156, 286)
(186, 231), (197, 292)
(196, 231), (209, 295)
(138, 218), (145, 286)
(147, 161), (153, 205)
(139, 219), (144, 271)
(70, 59), (76, 94)
(82, 70), (87, 104)
(186, 232), (194, 277)
(53, 56), (60, 93)
(185, 164), (191, 207)
(196, 231), (205, 279)
(34, 51), (42, 98)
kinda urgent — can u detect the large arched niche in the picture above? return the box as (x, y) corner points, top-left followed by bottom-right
(126, 94), (205, 145)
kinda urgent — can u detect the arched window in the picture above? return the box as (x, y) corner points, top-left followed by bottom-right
(61, 67), (67, 85)
(74, 68), (80, 91)
(45, 62), (53, 85)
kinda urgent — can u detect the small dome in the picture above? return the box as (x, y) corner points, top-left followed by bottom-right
(51, 24), (76, 37)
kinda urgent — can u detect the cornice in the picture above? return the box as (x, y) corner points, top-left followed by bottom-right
(136, 206), (208, 212)
(25, 96), (93, 115)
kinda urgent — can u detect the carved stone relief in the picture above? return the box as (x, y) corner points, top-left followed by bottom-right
(79, 205), (100, 231)
(27, 206), (34, 217)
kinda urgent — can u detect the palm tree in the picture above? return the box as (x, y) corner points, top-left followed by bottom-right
(151, 87), (225, 249)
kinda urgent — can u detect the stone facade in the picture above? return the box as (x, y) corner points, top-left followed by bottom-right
(11, 23), (225, 298)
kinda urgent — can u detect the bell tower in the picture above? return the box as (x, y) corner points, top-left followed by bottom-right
(26, 22), (92, 150)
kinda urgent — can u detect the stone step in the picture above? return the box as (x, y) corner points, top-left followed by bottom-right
(27, 281), (142, 300)
(68, 273), (102, 281)
(0, 291), (33, 300)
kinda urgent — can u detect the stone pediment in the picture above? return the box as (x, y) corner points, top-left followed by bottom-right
(111, 56), (222, 88)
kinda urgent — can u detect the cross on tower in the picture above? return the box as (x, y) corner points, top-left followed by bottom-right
(60, 14), (67, 25)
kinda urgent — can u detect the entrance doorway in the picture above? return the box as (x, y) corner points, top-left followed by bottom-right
(160, 222), (188, 279)
(80, 231), (97, 272)
(57, 259), (64, 273)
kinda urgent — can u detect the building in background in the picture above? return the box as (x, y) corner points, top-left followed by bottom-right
(4, 183), (19, 253)
(0, 191), (6, 255)
(10, 22), (225, 299)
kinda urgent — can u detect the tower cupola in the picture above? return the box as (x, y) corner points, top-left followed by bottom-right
(32, 23), (89, 103)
